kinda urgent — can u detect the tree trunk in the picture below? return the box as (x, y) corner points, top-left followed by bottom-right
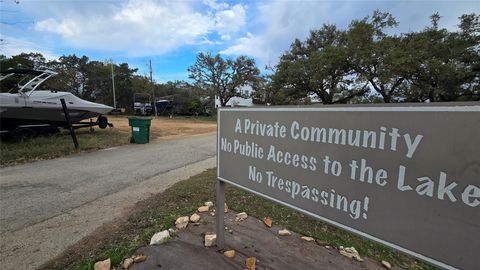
(382, 93), (391, 103)
(220, 98), (228, 107)
(369, 79), (390, 103)
(428, 88), (435, 102)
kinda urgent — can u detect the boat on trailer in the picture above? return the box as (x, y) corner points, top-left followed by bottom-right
(0, 69), (113, 140)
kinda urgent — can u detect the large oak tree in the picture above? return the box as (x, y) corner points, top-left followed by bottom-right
(188, 52), (260, 107)
(273, 24), (367, 104)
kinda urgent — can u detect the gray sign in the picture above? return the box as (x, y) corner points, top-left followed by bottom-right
(217, 104), (480, 270)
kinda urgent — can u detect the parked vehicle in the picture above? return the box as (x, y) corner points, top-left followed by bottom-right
(133, 93), (152, 116)
(0, 69), (113, 140)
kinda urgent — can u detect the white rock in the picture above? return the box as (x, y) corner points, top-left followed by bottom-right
(122, 258), (134, 269)
(246, 257), (256, 270)
(150, 230), (170, 245)
(224, 203), (229, 213)
(339, 246), (363, 262)
(198, 206), (209, 212)
(133, 255), (147, 263)
(278, 229), (291, 236)
(204, 233), (217, 247)
(94, 258), (110, 270)
(190, 213), (201, 223)
(175, 216), (189, 229)
(168, 228), (176, 234)
(205, 201), (214, 208)
(235, 212), (248, 221)
(381, 260), (392, 269)
(224, 249), (236, 258)
(301, 236), (315, 242)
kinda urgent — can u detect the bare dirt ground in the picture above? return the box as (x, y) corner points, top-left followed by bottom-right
(108, 116), (217, 141)
(131, 210), (397, 270)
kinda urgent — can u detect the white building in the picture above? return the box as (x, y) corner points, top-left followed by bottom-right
(215, 85), (254, 108)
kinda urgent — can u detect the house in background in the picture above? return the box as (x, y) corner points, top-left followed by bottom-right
(215, 85), (254, 108)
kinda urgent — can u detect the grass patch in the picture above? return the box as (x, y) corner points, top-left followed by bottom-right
(0, 129), (130, 167)
(46, 169), (434, 270)
(166, 115), (217, 122)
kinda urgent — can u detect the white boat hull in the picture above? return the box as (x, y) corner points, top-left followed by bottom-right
(0, 91), (113, 131)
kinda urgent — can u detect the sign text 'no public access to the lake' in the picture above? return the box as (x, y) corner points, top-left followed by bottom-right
(217, 104), (480, 270)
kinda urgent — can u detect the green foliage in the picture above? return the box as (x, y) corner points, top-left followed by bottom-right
(403, 13), (480, 102)
(154, 81), (208, 115)
(0, 52), (46, 70)
(269, 11), (480, 104)
(273, 24), (368, 104)
(0, 54), (207, 114)
(347, 11), (409, 103)
(0, 53), (48, 92)
(0, 54), (141, 108)
(188, 52), (260, 107)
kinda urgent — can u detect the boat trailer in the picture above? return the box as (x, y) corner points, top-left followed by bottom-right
(0, 115), (113, 141)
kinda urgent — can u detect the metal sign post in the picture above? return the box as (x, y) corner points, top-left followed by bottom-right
(216, 108), (226, 250)
(215, 179), (226, 250)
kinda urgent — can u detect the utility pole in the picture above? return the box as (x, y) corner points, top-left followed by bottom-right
(111, 61), (117, 109)
(149, 59), (157, 117)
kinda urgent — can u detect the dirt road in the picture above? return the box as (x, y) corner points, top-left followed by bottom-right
(108, 116), (217, 141)
(0, 133), (216, 270)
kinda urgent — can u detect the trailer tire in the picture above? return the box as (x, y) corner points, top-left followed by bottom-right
(11, 127), (36, 142)
(98, 116), (109, 129)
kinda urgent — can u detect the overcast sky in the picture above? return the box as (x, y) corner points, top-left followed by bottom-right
(1, 0), (478, 82)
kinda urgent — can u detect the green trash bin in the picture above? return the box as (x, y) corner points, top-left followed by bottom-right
(128, 117), (152, 144)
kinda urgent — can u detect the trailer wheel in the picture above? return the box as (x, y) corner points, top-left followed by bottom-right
(98, 116), (109, 129)
(11, 127), (36, 142)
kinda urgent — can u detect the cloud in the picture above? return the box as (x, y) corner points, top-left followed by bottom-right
(33, 0), (245, 56)
(36, 18), (80, 37)
(0, 35), (59, 60)
(221, 1), (341, 67)
(203, 0), (229, 11)
(214, 4), (246, 35)
(220, 32), (266, 59)
(220, 0), (479, 68)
